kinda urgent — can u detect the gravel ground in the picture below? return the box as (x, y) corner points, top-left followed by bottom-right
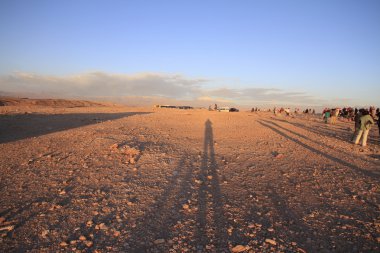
(0, 102), (379, 252)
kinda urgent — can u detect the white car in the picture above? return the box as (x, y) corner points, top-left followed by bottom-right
(218, 107), (239, 112)
(218, 107), (230, 112)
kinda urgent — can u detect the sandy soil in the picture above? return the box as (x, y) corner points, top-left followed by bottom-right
(0, 98), (379, 252)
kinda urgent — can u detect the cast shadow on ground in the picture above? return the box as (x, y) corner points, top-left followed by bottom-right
(269, 118), (380, 166)
(0, 112), (150, 144)
(123, 119), (229, 252)
(258, 120), (379, 179)
(274, 117), (380, 146)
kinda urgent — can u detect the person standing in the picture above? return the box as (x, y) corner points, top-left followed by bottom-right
(330, 108), (339, 124)
(323, 109), (331, 123)
(351, 109), (363, 141)
(353, 110), (374, 146)
(377, 109), (380, 136)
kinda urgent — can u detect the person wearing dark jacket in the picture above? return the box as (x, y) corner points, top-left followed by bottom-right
(351, 109), (363, 141)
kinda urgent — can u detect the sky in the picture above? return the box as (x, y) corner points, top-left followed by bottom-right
(0, 0), (379, 107)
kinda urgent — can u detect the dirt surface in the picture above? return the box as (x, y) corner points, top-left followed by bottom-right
(0, 99), (379, 252)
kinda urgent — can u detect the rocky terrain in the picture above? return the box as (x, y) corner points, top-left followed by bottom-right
(0, 98), (379, 252)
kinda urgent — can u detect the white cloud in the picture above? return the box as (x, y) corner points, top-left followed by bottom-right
(0, 72), (206, 99)
(0, 71), (326, 106)
(203, 87), (326, 106)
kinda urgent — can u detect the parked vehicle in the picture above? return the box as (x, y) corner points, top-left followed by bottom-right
(218, 107), (239, 112)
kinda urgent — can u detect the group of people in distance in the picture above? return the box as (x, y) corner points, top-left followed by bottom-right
(323, 107), (380, 147)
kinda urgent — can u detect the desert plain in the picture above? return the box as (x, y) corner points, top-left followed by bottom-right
(0, 98), (379, 253)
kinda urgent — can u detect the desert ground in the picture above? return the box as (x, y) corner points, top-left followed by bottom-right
(0, 98), (379, 253)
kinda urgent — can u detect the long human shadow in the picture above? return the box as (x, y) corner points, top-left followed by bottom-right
(269, 118), (380, 166)
(258, 120), (379, 179)
(196, 119), (229, 250)
(123, 155), (196, 252)
(124, 119), (229, 252)
(272, 117), (379, 146)
(0, 112), (150, 144)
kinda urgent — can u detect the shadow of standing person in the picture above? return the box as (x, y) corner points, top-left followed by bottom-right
(196, 119), (229, 251)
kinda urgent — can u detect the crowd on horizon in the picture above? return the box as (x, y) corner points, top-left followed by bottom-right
(321, 106), (379, 147)
(271, 106), (379, 147)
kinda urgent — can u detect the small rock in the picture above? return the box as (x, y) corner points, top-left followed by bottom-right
(195, 179), (202, 184)
(110, 144), (119, 150)
(41, 229), (49, 238)
(95, 223), (108, 230)
(265, 239), (277, 245)
(86, 220), (93, 227)
(154, 238), (165, 244)
(60, 241), (68, 247)
(0, 225), (14, 232)
(232, 245), (247, 252)
(275, 153), (284, 159)
(49, 204), (62, 211)
(85, 240), (93, 247)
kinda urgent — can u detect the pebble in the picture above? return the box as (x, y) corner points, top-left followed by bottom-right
(232, 245), (247, 252)
(59, 241), (68, 247)
(154, 238), (165, 244)
(194, 179), (202, 184)
(275, 153), (284, 159)
(265, 239), (277, 245)
(0, 225), (14, 232)
(41, 229), (49, 238)
(95, 223), (108, 230)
